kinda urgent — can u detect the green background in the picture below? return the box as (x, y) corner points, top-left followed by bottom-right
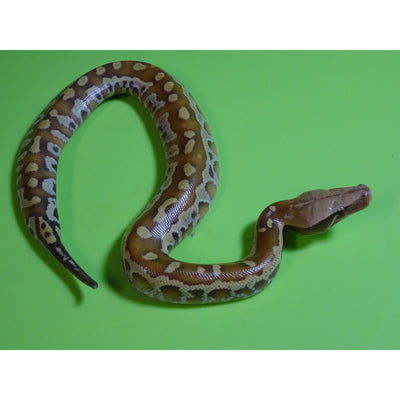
(0, 51), (396, 349)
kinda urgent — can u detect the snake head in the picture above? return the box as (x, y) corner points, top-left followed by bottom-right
(277, 184), (372, 235)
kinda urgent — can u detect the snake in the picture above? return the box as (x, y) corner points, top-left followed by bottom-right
(15, 61), (372, 304)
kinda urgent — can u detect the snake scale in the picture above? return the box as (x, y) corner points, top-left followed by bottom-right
(16, 61), (372, 304)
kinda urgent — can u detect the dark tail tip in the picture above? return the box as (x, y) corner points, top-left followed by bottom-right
(90, 281), (99, 290)
(66, 261), (99, 290)
(80, 273), (98, 289)
(48, 243), (99, 290)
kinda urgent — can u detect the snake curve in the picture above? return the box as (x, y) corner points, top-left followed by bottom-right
(16, 61), (372, 304)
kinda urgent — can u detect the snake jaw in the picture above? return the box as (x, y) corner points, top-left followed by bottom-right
(338, 185), (371, 218)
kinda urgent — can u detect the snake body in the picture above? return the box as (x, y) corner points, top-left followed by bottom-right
(16, 61), (371, 304)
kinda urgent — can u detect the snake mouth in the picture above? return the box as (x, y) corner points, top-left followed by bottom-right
(286, 184), (372, 235)
(339, 185), (372, 217)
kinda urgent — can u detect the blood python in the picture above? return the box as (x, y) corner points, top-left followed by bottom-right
(16, 61), (371, 304)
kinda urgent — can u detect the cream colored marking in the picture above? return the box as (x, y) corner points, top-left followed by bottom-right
(29, 136), (41, 153)
(184, 139), (196, 154)
(212, 265), (222, 276)
(258, 227), (267, 233)
(38, 119), (50, 130)
(27, 216), (37, 237)
(25, 162), (39, 173)
(50, 129), (68, 143)
(47, 142), (61, 156)
(184, 163), (196, 177)
(44, 156), (57, 174)
(38, 216), (57, 244)
(27, 177), (38, 188)
(137, 226), (152, 239)
(53, 114), (76, 132)
(327, 214), (339, 230)
(17, 188), (41, 208)
(42, 178), (56, 195)
(84, 85), (105, 104)
(142, 252), (158, 261)
(144, 93), (166, 115)
(163, 81), (174, 92)
(96, 66), (106, 75)
(197, 266), (206, 273)
(168, 94), (178, 103)
(178, 106), (190, 120)
(62, 88), (75, 100)
(269, 206), (277, 212)
(155, 72), (165, 81)
(133, 63), (146, 71)
(178, 179), (190, 190)
(168, 144), (179, 158)
(46, 198), (59, 223)
(267, 218), (273, 228)
(72, 98), (91, 121)
(78, 76), (89, 86)
(49, 109), (58, 117)
(184, 130), (196, 138)
(157, 113), (177, 143)
(272, 246), (280, 256)
(113, 61), (122, 70)
(244, 260), (256, 268)
(165, 262), (181, 273)
(153, 198), (178, 223)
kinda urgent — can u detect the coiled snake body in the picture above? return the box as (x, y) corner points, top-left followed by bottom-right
(16, 61), (371, 304)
